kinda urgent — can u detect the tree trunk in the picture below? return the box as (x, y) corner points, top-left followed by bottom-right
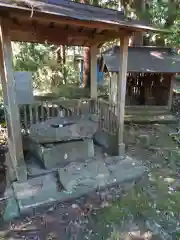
(80, 0), (99, 88)
(61, 45), (66, 84)
(55, 45), (66, 85)
(56, 46), (62, 69)
(132, 0), (145, 46)
(82, 47), (90, 88)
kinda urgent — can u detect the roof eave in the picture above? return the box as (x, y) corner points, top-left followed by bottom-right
(0, 2), (164, 33)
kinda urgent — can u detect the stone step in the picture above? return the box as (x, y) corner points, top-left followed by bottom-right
(125, 110), (170, 116)
(125, 106), (168, 110)
(124, 114), (177, 124)
(108, 109), (177, 125)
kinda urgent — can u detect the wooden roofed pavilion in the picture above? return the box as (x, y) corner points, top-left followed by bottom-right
(100, 46), (180, 109)
(0, 0), (161, 181)
(0, 0), (161, 46)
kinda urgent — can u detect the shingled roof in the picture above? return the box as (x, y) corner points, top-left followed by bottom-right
(0, 0), (160, 31)
(0, 0), (163, 46)
(101, 46), (180, 73)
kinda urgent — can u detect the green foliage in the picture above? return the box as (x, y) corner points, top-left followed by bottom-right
(12, 43), (80, 91)
(13, 42), (52, 72)
(167, 12), (180, 47)
(107, 232), (122, 240)
(52, 84), (89, 99)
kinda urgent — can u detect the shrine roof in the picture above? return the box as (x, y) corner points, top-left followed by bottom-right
(100, 46), (180, 73)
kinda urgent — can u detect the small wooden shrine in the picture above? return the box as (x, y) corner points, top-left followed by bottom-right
(100, 46), (180, 109)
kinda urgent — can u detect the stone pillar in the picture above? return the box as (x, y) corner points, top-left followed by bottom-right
(0, 21), (27, 182)
(117, 34), (129, 157)
(90, 45), (98, 99)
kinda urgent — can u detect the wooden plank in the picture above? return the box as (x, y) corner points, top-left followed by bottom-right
(0, 20), (27, 182)
(117, 34), (129, 157)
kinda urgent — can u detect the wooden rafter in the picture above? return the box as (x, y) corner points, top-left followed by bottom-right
(4, 18), (128, 46)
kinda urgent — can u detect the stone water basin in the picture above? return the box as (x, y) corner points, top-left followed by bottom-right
(29, 115), (99, 144)
(26, 115), (99, 169)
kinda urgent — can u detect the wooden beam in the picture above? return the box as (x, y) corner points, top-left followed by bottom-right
(10, 30), (91, 45)
(89, 30), (133, 46)
(0, 20), (27, 182)
(6, 19), (121, 46)
(10, 30), (68, 45)
(7, 19), (94, 38)
(90, 45), (98, 99)
(117, 34), (129, 157)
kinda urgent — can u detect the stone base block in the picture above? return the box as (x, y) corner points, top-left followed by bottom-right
(12, 173), (60, 213)
(5, 152), (17, 184)
(58, 160), (110, 193)
(1, 187), (20, 221)
(138, 134), (150, 147)
(118, 143), (125, 158)
(34, 139), (95, 169)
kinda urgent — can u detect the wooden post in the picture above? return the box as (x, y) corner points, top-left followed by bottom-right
(0, 21), (27, 182)
(90, 45), (98, 99)
(168, 77), (174, 110)
(117, 34), (129, 157)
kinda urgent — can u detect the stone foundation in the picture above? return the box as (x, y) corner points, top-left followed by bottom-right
(2, 156), (147, 219)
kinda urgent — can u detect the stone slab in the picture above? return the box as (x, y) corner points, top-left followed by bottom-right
(34, 139), (95, 169)
(29, 115), (98, 144)
(12, 173), (60, 213)
(58, 160), (110, 193)
(107, 156), (148, 184)
(138, 134), (150, 147)
(93, 130), (118, 155)
(26, 154), (51, 177)
(14, 71), (34, 105)
(58, 156), (147, 194)
(7, 156), (147, 217)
